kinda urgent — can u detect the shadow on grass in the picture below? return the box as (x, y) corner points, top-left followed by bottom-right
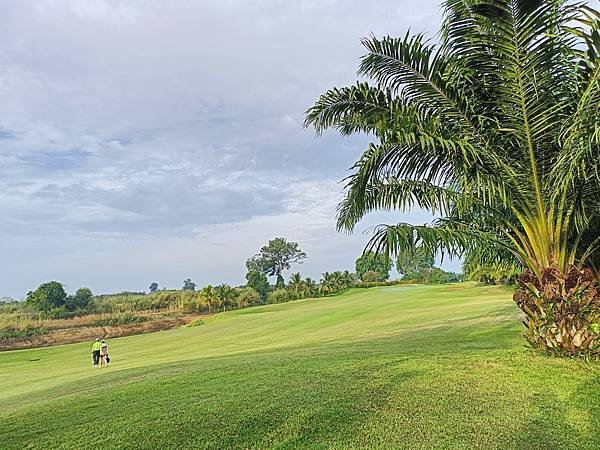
(511, 371), (600, 449)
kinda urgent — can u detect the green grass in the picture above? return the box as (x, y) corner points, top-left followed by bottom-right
(1, 283), (599, 449)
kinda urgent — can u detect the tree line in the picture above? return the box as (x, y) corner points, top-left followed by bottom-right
(8, 236), (460, 319)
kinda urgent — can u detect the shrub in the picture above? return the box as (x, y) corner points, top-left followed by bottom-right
(268, 288), (289, 304)
(47, 307), (77, 320)
(361, 271), (381, 283)
(87, 313), (146, 327)
(236, 288), (261, 308)
(0, 326), (46, 341)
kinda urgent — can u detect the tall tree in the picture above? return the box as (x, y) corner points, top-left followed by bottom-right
(65, 287), (93, 311)
(182, 279), (196, 291)
(26, 281), (67, 313)
(246, 237), (307, 286)
(355, 252), (392, 281)
(306, 1), (600, 356)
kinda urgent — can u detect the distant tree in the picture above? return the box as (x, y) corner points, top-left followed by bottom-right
(182, 279), (196, 291)
(396, 248), (435, 277)
(26, 281), (67, 313)
(302, 277), (318, 298)
(355, 252), (392, 281)
(246, 237), (307, 286)
(288, 273), (303, 295)
(65, 287), (93, 311)
(215, 284), (237, 312)
(149, 282), (159, 293)
(319, 272), (338, 295)
(245, 270), (270, 301)
(199, 285), (216, 314)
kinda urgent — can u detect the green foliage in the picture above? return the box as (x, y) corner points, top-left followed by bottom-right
(361, 271), (380, 283)
(396, 248), (434, 277)
(245, 270), (270, 301)
(25, 281), (67, 313)
(268, 288), (289, 304)
(64, 288), (93, 311)
(87, 313), (146, 327)
(0, 326), (46, 341)
(463, 252), (520, 285)
(354, 279), (406, 288)
(246, 237), (307, 280)
(182, 279), (196, 291)
(186, 319), (204, 328)
(306, 1), (600, 355)
(236, 288), (261, 308)
(355, 252), (392, 281)
(215, 284), (238, 312)
(402, 267), (461, 284)
(47, 307), (75, 320)
(319, 271), (357, 295)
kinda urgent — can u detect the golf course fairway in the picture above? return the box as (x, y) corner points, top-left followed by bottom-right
(1, 283), (599, 449)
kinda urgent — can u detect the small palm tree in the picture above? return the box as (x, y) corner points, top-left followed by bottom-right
(306, 1), (600, 356)
(215, 284), (236, 312)
(303, 277), (318, 298)
(288, 273), (304, 297)
(199, 285), (216, 314)
(319, 272), (337, 295)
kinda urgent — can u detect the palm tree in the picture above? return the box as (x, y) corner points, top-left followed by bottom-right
(303, 277), (318, 298)
(306, 1), (600, 356)
(319, 272), (337, 295)
(199, 285), (216, 314)
(215, 284), (237, 312)
(288, 273), (304, 297)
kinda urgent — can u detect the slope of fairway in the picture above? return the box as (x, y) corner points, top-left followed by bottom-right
(1, 283), (599, 449)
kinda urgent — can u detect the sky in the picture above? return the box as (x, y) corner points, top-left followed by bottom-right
(0, 0), (460, 299)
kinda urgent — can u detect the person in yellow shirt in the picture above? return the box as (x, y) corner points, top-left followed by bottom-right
(91, 338), (101, 366)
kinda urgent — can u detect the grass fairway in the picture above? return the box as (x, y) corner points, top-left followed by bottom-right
(1, 283), (599, 449)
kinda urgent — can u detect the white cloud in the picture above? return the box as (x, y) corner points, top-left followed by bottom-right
(0, 0), (454, 298)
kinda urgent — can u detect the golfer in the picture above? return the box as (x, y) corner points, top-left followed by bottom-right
(91, 338), (101, 366)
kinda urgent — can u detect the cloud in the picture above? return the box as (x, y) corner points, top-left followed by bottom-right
(0, 0), (453, 298)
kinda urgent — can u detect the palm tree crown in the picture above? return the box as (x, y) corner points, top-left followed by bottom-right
(306, 0), (600, 277)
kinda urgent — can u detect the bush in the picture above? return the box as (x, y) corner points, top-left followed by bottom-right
(268, 288), (289, 304)
(361, 271), (381, 283)
(402, 267), (462, 284)
(236, 288), (261, 308)
(186, 319), (204, 327)
(87, 314), (146, 327)
(0, 326), (46, 341)
(47, 307), (77, 320)
(355, 280), (406, 288)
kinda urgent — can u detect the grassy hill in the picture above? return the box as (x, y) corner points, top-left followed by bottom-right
(1, 283), (599, 449)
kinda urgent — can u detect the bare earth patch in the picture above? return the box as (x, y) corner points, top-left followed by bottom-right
(0, 314), (203, 351)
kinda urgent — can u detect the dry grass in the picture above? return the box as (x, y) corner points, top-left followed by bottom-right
(0, 312), (202, 351)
